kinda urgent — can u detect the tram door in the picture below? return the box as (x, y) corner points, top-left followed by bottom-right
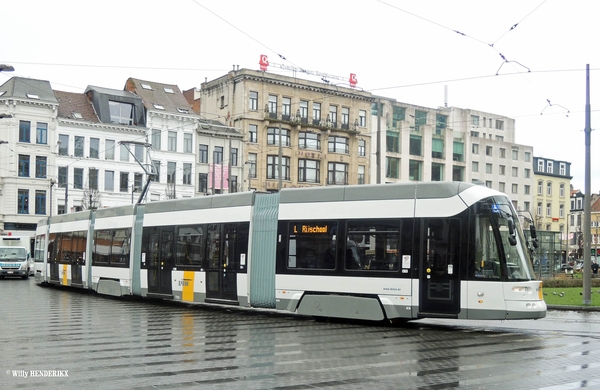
(418, 219), (461, 317)
(206, 223), (238, 302)
(48, 234), (60, 283)
(70, 231), (85, 286)
(147, 227), (175, 296)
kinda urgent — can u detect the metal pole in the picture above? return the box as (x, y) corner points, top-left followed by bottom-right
(583, 64), (592, 305)
(64, 182), (68, 214)
(228, 137), (232, 193)
(376, 98), (382, 184)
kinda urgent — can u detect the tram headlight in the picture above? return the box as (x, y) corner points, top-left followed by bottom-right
(511, 286), (531, 293)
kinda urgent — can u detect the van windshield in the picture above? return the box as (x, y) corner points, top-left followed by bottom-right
(0, 247), (27, 261)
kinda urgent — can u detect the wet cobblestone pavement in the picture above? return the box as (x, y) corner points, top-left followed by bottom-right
(2, 279), (600, 389)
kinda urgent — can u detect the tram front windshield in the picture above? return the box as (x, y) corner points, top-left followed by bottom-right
(474, 200), (535, 281)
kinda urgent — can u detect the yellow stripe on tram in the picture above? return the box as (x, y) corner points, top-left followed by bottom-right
(182, 271), (195, 302)
(62, 264), (68, 286)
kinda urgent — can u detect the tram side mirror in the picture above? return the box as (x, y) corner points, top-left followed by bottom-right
(529, 225), (539, 248)
(507, 219), (517, 246)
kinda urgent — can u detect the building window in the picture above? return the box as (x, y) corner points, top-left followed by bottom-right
(282, 97), (291, 120)
(167, 162), (176, 184)
(560, 183), (565, 197)
(435, 114), (447, 135)
(471, 115), (480, 126)
(299, 100), (308, 123)
(499, 148), (506, 158)
(199, 145), (208, 163)
(392, 106), (405, 128)
(248, 124), (257, 143)
(267, 155), (290, 180)
(89, 168), (98, 190)
(168, 131), (177, 152)
(230, 148), (237, 167)
(524, 185), (530, 195)
(134, 144), (144, 163)
(341, 107), (349, 129)
(105, 139), (115, 160)
(18, 189), (29, 214)
(213, 146), (223, 164)
(486, 163), (493, 174)
(512, 183), (518, 193)
(524, 201), (530, 211)
(36, 122), (48, 144)
(58, 134), (69, 156)
(230, 176), (238, 193)
(386, 157), (400, 179)
(486, 146), (493, 156)
(512, 150), (518, 160)
(328, 136), (349, 154)
(298, 159), (320, 183)
(537, 202), (542, 216)
(19, 120), (31, 143)
(184, 133), (192, 153)
(183, 163), (192, 185)
(560, 204), (565, 218)
(499, 165), (505, 175)
(472, 143), (479, 154)
(409, 135), (422, 156)
(496, 120), (504, 130)
(512, 167), (518, 177)
(118, 172), (128, 192)
(537, 181), (543, 195)
(109, 101), (134, 125)
(409, 160), (422, 181)
(525, 168), (530, 178)
(134, 173), (143, 191)
(499, 182), (505, 192)
(546, 161), (553, 174)
(268, 95), (277, 118)
(472, 161), (479, 172)
(18, 155), (30, 177)
(328, 105), (338, 126)
(358, 139), (366, 157)
(58, 167), (68, 187)
(546, 203), (552, 216)
(524, 151), (531, 162)
(560, 163), (566, 175)
(152, 129), (161, 150)
(249, 91), (258, 111)
(120, 143), (129, 161)
(152, 161), (161, 183)
(248, 153), (257, 178)
(74, 136), (84, 157)
(387, 131), (399, 153)
(34, 190), (46, 215)
(105, 171), (114, 192)
(198, 173), (208, 193)
(453, 165), (464, 181)
(358, 165), (365, 184)
(89, 138), (99, 159)
(312, 102), (321, 124)
(415, 110), (427, 131)
(327, 162), (348, 185)
(299, 132), (320, 150)
(432, 138), (444, 159)
(359, 110), (366, 127)
(74, 168), (84, 189)
(267, 128), (290, 146)
(453, 142), (464, 162)
(35, 156), (47, 178)
(547, 181), (552, 196)
(486, 181), (492, 188)
(537, 159), (544, 172)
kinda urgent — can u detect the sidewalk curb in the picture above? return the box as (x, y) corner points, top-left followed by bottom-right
(547, 305), (600, 312)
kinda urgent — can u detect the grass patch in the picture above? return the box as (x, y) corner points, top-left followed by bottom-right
(543, 287), (600, 306)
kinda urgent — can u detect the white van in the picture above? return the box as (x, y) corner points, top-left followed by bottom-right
(0, 236), (33, 279)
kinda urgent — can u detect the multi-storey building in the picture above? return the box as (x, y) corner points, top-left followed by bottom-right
(372, 98), (535, 213)
(533, 157), (572, 257)
(0, 77), (58, 236)
(199, 68), (373, 192)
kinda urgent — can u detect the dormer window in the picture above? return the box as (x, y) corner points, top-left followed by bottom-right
(141, 84), (152, 90)
(72, 112), (83, 119)
(176, 107), (189, 114)
(163, 87), (174, 94)
(109, 101), (134, 125)
(26, 93), (40, 99)
(0, 91), (5, 97)
(153, 104), (165, 110)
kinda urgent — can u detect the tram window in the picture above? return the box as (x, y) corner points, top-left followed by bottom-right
(61, 231), (74, 262)
(473, 216), (501, 280)
(93, 230), (111, 265)
(177, 225), (205, 267)
(287, 221), (336, 270)
(110, 229), (131, 265)
(346, 221), (401, 271)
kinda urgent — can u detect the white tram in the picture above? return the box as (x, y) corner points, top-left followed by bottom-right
(35, 182), (546, 321)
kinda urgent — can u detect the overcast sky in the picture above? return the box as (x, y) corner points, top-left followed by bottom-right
(3, 0), (600, 192)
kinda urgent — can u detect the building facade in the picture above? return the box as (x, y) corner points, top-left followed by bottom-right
(199, 68), (373, 192)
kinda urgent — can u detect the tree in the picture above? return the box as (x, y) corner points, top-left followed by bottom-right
(82, 185), (102, 210)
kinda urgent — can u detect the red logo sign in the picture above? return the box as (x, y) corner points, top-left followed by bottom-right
(259, 54), (269, 71)
(349, 73), (357, 88)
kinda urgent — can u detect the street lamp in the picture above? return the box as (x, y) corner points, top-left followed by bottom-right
(0, 114), (12, 119)
(0, 64), (15, 72)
